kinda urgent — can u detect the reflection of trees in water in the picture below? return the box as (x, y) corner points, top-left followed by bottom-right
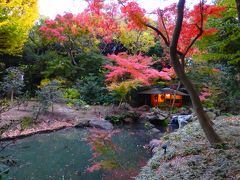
(85, 128), (149, 180)
(0, 141), (17, 177)
(86, 129), (121, 173)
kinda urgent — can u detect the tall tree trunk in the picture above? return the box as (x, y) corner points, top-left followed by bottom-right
(170, 0), (222, 145)
(236, 0), (240, 25)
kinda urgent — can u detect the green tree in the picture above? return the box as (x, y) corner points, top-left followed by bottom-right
(195, 0), (240, 112)
(75, 75), (111, 105)
(198, 0), (240, 64)
(36, 80), (63, 113)
(1, 67), (25, 103)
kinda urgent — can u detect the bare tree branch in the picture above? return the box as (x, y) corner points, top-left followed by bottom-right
(144, 23), (170, 47)
(157, 9), (170, 44)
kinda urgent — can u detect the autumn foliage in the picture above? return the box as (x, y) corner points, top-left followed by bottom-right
(39, 0), (225, 97)
(121, 1), (225, 56)
(40, 13), (90, 42)
(40, 0), (120, 43)
(105, 53), (174, 87)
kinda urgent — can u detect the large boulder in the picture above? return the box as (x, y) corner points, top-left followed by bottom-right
(170, 114), (193, 129)
(89, 119), (114, 130)
(140, 111), (168, 124)
(143, 121), (155, 129)
(137, 105), (150, 112)
(149, 128), (161, 134)
(123, 117), (134, 124)
(74, 118), (90, 128)
(148, 139), (163, 154)
(206, 111), (217, 120)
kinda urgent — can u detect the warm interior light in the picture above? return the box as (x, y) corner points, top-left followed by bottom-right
(165, 94), (171, 98)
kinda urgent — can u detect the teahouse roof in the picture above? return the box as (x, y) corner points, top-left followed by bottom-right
(139, 87), (189, 96)
(161, 88), (189, 96)
(139, 88), (163, 94)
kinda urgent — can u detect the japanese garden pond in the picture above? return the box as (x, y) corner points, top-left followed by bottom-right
(1, 124), (161, 180)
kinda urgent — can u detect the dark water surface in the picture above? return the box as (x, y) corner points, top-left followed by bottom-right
(2, 125), (156, 180)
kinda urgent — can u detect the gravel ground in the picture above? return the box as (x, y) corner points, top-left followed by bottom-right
(137, 116), (240, 180)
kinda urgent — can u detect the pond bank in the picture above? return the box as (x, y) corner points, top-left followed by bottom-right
(0, 103), (169, 140)
(0, 104), (115, 140)
(136, 116), (240, 179)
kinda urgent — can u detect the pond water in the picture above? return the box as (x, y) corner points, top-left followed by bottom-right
(1, 125), (158, 180)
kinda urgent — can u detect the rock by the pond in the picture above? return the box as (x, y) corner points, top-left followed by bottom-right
(171, 114), (193, 129)
(123, 117), (134, 123)
(206, 111), (217, 120)
(74, 118), (90, 128)
(137, 105), (150, 111)
(149, 128), (161, 134)
(157, 114), (167, 121)
(143, 122), (155, 129)
(89, 119), (113, 130)
(178, 115), (193, 128)
(140, 111), (167, 124)
(149, 139), (163, 154)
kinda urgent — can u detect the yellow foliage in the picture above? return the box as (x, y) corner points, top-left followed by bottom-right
(107, 79), (141, 91)
(119, 24), (155, 53)
(38, 78), (66, 89)
(38, 79), (51, 89)
(0, 0), (39, 55)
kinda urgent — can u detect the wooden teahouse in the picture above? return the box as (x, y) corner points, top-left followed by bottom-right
(139, 87), (189, 107)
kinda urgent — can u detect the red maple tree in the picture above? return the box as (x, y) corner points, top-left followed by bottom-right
(120, 1), (225, 58)
(105, 52), (175, 86)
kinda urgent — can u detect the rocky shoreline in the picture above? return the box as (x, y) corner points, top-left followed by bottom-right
(0, 118), (115, 141)
(0, 103), (201, 141)
(0, 104), (115, 141)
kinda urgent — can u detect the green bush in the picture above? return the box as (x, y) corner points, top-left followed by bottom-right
(75, 75), (114, 105)
(105, 112), (139, 124)
(105, 114), (125, 124)
(63, 88), (82, 107)
(34, 80), (63, 117)
(21, 116), (33, 130)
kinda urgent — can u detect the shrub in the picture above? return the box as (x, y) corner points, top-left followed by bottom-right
(63, 88), (80, 106)
(75, 75), (113, 105)
(105, 112), (139, 124)
(34, 80), (63, 119)
(21, 116), (33, 130)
